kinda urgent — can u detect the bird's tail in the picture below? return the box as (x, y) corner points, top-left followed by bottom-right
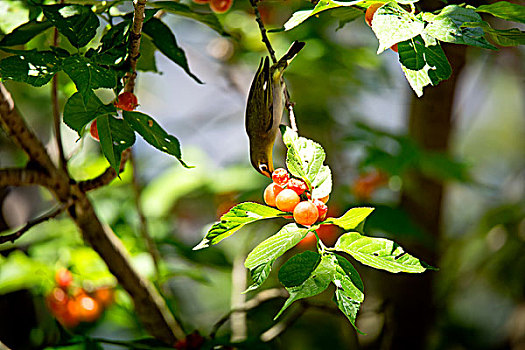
(275, 41), (305, 70)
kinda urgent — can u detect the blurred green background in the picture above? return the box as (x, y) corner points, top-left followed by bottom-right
(0, 0), (524, 349)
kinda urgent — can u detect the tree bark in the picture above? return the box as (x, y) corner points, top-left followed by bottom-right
(378, 44), (467, 350)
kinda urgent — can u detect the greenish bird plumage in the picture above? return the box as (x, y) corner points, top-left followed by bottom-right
(245, 41), (305, 177)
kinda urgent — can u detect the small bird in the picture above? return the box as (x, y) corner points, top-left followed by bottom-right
(245, 41), (305, 177)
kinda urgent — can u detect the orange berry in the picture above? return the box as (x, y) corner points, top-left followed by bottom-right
(293, 201), (319, 226)
(287, 178), (307, 196)
(272, 168), (290, 187)
(90, 120), (99, 141)
(46, 287), (68, 315)
(365, 3), (384, 27)
(275, 189), (300, 212)
(313, 199), (328, 221)
(76, 295), (101, 322)
(264, 183), (283, 207)
(390, 43), (398, 52)
(114, 92), (138, 111)
(94, 287), (115, 308)
(55, 268), (73, 289)
(209, 0), (233, 13)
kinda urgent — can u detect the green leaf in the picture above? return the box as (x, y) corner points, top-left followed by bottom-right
(331, 7), (364, 30)
(42, 4), (99, 48)
(245, 223), (310, 292)
(62, 55), (117, 102)
(137, 36), (158, 72)
(397, 35), (452, 97)
(476, 1), (525, 24)
(334, 288), (361, 329)
(0, 49), (61, 87)
(278, 251), (321, 288)
(334, 231), (433, 273)
(371, 2), (425, 54)
(0, 20), (53, 47)
(63, 92), (116, 135)
(88, 21), (131, 66)
(333, 254), (364, 302)
(96, 114), (136, 173)
(275, 254), (335, 319)
(423, 5), (497, 50)
(142, 18), (202, 84)
(149, 1), (229, 36)
(193, 202), (286, 250)
(283, 0), (363, 31)
(462, 21), (525, 47)
(321, 207), (374, 230)
(280, 125), (332, 196)
(122, 111), (190, 168)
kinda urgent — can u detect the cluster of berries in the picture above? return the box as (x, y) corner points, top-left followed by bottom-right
(264, 168), (329, 226)
(192, 0), (233, 14)
(46, 268), (114, 328)
(90, 91), (139, 141)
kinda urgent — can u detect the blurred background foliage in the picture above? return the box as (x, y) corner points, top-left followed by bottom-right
(0, 0), (524, 349)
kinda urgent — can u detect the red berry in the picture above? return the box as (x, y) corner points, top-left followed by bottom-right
(293, 201), (319, 226)
(272, 168), (290, 187)
(209, 0), (233, 13)
(365, 3), (384, 27)
(46, 287), (68, 314)
(264, 183), (283, 207)
(275, 189), (300, 212)
(93, 287), (114, 308)
(55, 268), (73, 289)
(90, 120), (99, 141)
(313, 199), (328, 221)
(114, 92), (138, 111)
(287, 178), (307, 196)
(192, 0), (209, 3)
(318, 195), (329, 203)
(390, 43), (398, 52)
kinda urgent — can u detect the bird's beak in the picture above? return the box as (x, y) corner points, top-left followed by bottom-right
(258, 163), (273, 178)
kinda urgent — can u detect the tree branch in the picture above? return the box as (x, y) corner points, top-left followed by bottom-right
(0, 168), (51, 188)
(210, 288), (288, 339)
(260, 306), (306, 342)
(124, 0), (148, 93)
(78, 148), (131, 192)
(52, 19), (67, 175)
(0, 204), (66, 244)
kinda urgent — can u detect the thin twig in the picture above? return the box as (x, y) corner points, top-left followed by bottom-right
(78, 148), (131, 192)
(0, 204), (66, 244)
(250, 0), (276, 64)
(260, 305), (306, 342)
(249, 0), (298, 132)
(130, 150), (161, 278)
(52, 25), (67, 175)
(210, 288), (288, 339)
(124, 0), (148, 93)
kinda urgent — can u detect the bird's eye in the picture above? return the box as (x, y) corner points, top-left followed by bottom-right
(259, 164), (270, 176)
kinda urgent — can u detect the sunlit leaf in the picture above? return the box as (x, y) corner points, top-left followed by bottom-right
(334, 231), (433, 273)
(193, 202), (286, 250)
(245, 223), (309, 292)
(0, 49), (61, 87)
(321, 207), (374, 230)
(475, 1), (525, 24)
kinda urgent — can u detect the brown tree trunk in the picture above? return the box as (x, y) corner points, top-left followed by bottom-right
(378, 44), (467, 349)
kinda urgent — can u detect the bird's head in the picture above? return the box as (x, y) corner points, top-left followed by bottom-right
(249, 140), (274, 178)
